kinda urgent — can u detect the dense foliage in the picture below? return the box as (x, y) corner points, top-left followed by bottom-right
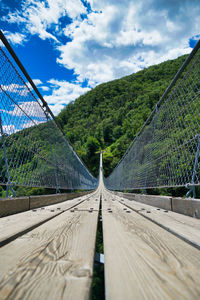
(57, 54), (188, 177)
(0, 54), (189, 198)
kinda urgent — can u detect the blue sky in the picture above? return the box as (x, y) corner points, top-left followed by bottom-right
(0, 0), (200, 115)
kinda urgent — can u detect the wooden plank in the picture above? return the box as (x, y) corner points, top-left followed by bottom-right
(0, 194), (91, 246)
(0, 197), (30, 217)
(0, 191), (93, 217)
(114, 192), (172, 210)
(113, 191), (200, 219)
(102, 191), (200, 300)
(117, 196), (200, 249)
(30, 191), (92, 209)
(0, 193), (100, 300)
(172, 197), (200, 218)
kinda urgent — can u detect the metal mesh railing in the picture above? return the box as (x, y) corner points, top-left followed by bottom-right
(104, 39), (200, 194)
(0, 32), (97, 194)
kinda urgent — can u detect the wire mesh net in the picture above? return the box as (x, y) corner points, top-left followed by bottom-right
(0, 45), (97, 191)
(104, 42), (200, 191)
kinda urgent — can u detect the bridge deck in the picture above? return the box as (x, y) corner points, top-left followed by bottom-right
(0, 195), (87, 247)
(0, 192), (100, 300)
(119, 196), (200, 249)
(0, 167), (200, 299)
(102, 190), (200, 300)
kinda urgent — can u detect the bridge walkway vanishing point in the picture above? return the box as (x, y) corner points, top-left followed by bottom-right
(1, 31), (200, 299)
(0, 154), (200, 299)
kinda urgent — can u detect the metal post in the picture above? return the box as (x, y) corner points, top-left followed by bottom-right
(186, 134), (200, 198)
(0, 114), (15, 197)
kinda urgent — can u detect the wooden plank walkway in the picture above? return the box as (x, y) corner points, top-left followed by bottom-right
(102, 189), (200, 300)
(118, 196), (200, 249)
(1, 156), (200, 300)
(0, 192), (100, 300)
(0, 194), (89, 246)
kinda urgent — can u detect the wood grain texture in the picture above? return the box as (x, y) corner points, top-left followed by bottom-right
(0, 194), (91, 246)
(0, 197), (30, 217)
(0, 193), (100, 300)
(102, 190), (200, 300)
(30, 191), (93, 209)
(2, 151), (200, 300)
(118, 192), (172, 210)
(171, 197), (200, 218)
(113, 191), (200, 219)
(0, 191), (92, 217)
(117, 196), (200, 249)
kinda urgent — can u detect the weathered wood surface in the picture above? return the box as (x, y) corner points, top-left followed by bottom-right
(171, 197), (200, 218)
(113, 191), (172, 210)
(0, 192), (100, 300)
(113, 191), (200, 218)
(0, 194), (90, 246)
(117, 196), (200, 249)
(30, 191), (92, 209)
(0, 197), (29, 217)
(102, 190), (200, 300)
(1, 151), (200, 300)
(0, 191), (93, 217)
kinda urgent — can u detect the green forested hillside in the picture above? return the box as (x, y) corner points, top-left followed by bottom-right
(57, 54), (188, 177)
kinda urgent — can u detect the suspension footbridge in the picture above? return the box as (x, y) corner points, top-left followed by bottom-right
(0, 30), (200, 299)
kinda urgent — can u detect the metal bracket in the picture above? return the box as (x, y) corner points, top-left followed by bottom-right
(142, 189), (147, 195)
(56, 184), (60, 194)
(95, 252), (104, 264)
(6, 182), (16, 198)
(155, 103), (159, 113)
(186, 183), (196, 199)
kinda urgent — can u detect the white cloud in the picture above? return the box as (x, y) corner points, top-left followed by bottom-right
(1, 81), (43, 100)
(22, 119), (45, 129)
(49, 103), (66, 116)
(3, 31), (26, 45)
(32, 79), (50, 91)
(2, 120), (45, 134)
(40, 86), (50, 91)
(2, 124), (17, 135)
(44, 80), (91, 114)
(192, 34), (200, 41)
(33, 79), (42, 86)
(1, 78), (48, 100)
(4, 0), (87, 41)
(66, 0), (86, 19)
(2, 0), (200, 115)
(1, 84), (31, 96)
(57, 0), (200, 86)
(26, 79), (50, 93)
(8, 101), (46, 119)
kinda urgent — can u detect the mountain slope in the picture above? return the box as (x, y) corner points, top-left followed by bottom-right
(57, 54), (188, 177)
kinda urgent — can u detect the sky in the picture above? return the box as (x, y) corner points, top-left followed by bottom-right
(0, 0), (200, 115)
